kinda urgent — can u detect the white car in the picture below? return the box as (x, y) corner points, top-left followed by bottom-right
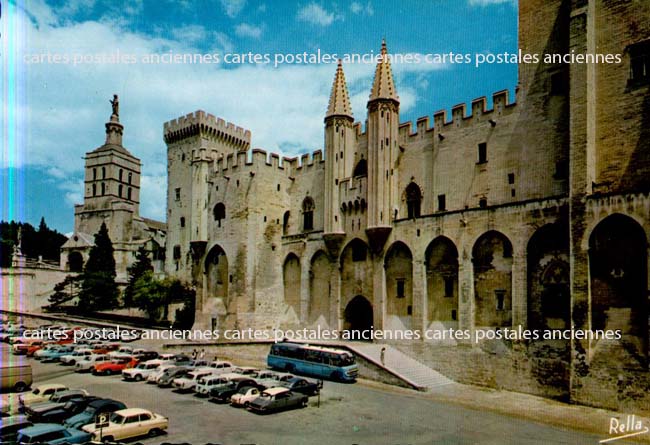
(208, 361), (233, 374)
(75, 354), (111, 372)
(122, 360), (162, 382)
(194, 373), (241, 396)
(146, 364), (176, 384)
(82, 408), (168, 442)
(109, 346), (133, 357)
(173, 368), (215, 392)
(60, 349), (93, 365)
(230, 386), (262, 407)
(18, 384), (69, 410)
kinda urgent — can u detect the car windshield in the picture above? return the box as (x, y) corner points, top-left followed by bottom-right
(136, 363), (147, 369)
(110, 413), (125, 424)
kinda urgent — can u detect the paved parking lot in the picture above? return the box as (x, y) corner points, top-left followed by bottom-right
(2, 343), (629, 445)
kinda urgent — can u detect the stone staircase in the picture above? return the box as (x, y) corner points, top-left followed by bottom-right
(345, 343), (455, 391)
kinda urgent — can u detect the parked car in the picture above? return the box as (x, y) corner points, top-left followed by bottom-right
(82, 408), (168, 442)
(209, 360), (234, 374)
(280, 377), (321, 396)
(146, 364), (177, 384)
(133, 350), (159, 362)
(108, 346), (133, 357)
(33, 344), (64, 360)
(254, 372), (296, 389)
(0, 363), (32, 392)
(64, 398), (127, 430)
(18, 384), (68, 410)
(122, 360), (162, 382)
(93, 356), (138, 376)
(233, 366), (260, 376)
(0, 415), (33, 442)
(25, 391), (93, 423)
(207, 377), (259, 403)
(195, 373), (243, 397)
(172, 354), (193, 366)
(40, 345), (75, 362)
(75, 354), (111, 372)
(230, 386), (262, 408)
(16, 423), (92, 444)
(173, 368), (215, 392)
(59, 349), (93, 366)
(246, 387), (308, 414)
(157, 367), (191, 388)
(92, 343), (121, 355)
(12, 339), (44, 355)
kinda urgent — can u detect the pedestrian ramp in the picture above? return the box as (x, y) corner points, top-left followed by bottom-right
(344, 343), (455, 391)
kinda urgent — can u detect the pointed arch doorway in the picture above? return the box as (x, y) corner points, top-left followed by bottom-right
(344, 295), (373, 341)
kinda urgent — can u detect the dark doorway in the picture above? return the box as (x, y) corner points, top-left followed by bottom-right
(68, 252), (83, 272)
(344, 296), (373, 341)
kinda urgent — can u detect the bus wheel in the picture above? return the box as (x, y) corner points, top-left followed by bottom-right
(14, 382), (27, 392)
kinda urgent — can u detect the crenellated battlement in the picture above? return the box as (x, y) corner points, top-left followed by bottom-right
(397, 89), (516, 141)
(211, 147), (325, 178)
(164, 110), (251, 148)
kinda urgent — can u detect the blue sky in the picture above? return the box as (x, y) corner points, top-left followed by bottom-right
(2, 0), (518, 234)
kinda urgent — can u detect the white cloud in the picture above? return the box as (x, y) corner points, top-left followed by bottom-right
(220, 0), (246, 18)
(350, 1), (373, 16)
(468, 0), (516, 6)
(235, 23), (263, 39)
(297, 3), (337, 26)
(171, 24), (207, 43)
(11, 2), (442, 223)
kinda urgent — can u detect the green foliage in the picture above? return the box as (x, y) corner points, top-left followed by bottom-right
(123, 245), (153, 307)
(49, 275), (82, 306)
(0, 219), (67, 267)
(78, 222), (119, 311)
(132, 272), (195, 324)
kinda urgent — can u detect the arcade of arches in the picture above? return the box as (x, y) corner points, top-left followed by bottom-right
(270, 216), (648, 363)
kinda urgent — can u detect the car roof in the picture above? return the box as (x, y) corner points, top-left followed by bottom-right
(88, 398), (122, 408)
(17, 423), (65, 434)
(263, 387), (290, 396)
(36, 383), (67, 391)
(114, 408), (151, 416)
(0, 415), (31, 427)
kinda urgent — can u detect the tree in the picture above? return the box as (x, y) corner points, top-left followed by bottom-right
(132, 271), (168, 321)
(48, 275), (82, 307)
(123, 245), (153, 307)
(77, 222), (119, 312)
(131, 273), (195, 324)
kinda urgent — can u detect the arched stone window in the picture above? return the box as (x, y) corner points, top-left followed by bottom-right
(119, 169), (123, 181)
(127, 187), (132, 200)
(128, 172), (132, 184)
(101, 183), (106, 195)
(92, 183), (96, 197)
(118, 184), (123, 198)
(213, 203), (226, 227)
(353, 159), (367, 177)
(283, 211), (290, 235)
(302, 197), (315, 231)
(101, 167), (106, 179)
(406, 182), (422, 218)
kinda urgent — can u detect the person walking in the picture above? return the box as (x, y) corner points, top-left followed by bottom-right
(199, 348), (205, 360)
(380, 346), (386, 366)
(191, 349), (198, 360)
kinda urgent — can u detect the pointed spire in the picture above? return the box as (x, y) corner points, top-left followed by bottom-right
(326, 59), (353, 119)
(368, 39), (399, 103)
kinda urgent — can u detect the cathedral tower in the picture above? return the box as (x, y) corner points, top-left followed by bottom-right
(366, 40), (399, 252)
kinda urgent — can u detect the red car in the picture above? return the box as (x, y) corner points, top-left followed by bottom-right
(93, 357), (138, 375)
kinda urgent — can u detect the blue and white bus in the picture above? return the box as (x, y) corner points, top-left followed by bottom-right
(267, 342), (358, 382)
